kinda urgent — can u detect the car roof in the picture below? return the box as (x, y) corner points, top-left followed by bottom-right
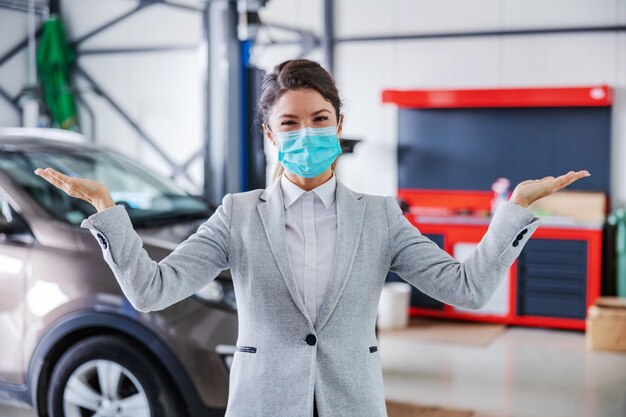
(0, 134), (103, 151)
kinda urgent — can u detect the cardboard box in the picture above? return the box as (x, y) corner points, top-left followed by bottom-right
(527, 190), (606, 223)
(585, 296), (626, 352)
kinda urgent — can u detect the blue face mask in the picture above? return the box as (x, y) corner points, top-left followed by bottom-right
(271, 125), (342, 178)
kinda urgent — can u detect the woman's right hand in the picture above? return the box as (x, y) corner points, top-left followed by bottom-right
(34, 167), (116, 212)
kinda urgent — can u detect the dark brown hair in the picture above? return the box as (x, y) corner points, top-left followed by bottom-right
(257, 59), (344, 182)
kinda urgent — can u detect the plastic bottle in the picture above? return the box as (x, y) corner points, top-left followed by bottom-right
(491, 177), (510, 215)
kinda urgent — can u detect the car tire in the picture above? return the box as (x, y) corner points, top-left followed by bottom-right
(47, 334), (186, 417)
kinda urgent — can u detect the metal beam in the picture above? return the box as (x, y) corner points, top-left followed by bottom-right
(322, 0), (334, 73)
(0, 0), (47, 14)
(204, 0), (242, 204)
(255, 24), (626, 48)
(0, 86), (21, 114)
(0, 25), (43, 67)
(162, 0), (205, 13)
(172, 147), (202, 179)
(201, 4), (212, 203)
(75, 65), (196, 186)
(74, 93), (96, 143)
(72, 4), (151, 47)
(254, 21), (320, 58)
(262, 21), (318, 38)
(335, 24), (626, 43)
(78, 45), (198, 55)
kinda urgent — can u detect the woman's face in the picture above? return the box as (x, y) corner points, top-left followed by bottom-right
(263, 88), (343, 147)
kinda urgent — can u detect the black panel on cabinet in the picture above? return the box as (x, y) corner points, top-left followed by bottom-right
(516, 238), (588, 319)
(397, 107), (611, 193)
(386, 233), (446, 310)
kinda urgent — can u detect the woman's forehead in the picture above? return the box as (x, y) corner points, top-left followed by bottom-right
(271, 89), (334, 118)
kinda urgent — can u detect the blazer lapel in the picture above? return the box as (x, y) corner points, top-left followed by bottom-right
(258, 177), (315, 328)
(257, 175), (367, 333)
(314, 177), (366, 333)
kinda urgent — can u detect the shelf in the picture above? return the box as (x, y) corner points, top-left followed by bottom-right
(382, 85), (612, 108)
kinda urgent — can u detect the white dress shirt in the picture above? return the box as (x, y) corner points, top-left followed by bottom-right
(280, 171), (338, 325)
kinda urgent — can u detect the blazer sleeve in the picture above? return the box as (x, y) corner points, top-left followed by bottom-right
(79, 193), (232, 312)
(384, 196), (541, 309)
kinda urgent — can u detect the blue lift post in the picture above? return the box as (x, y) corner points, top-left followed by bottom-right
(240, 39), (253, 192)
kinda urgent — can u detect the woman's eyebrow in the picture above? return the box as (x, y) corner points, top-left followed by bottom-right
(279, 109), (331, 118)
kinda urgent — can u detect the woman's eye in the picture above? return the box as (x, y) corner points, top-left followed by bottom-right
(315, 116), (328, 122)
(280, 120), (295, 125)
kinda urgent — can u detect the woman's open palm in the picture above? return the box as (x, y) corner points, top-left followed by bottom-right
(34, 167), (113, 210)
(510, 170), (591, 208)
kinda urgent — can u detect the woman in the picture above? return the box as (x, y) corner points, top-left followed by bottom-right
(34, 59), (590, 417)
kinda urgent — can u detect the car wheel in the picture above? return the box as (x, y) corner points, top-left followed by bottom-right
(47, 334), (186, 417)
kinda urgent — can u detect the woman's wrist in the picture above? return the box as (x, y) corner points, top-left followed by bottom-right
(509, 194), (529, 209)
(94, 194), (116, 212)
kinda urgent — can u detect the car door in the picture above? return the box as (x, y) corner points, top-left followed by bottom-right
(0, 190), (33, 385)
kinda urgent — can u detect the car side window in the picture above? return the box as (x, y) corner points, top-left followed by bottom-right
(0, 192), (32, 240)
(0, 194), (14, 228)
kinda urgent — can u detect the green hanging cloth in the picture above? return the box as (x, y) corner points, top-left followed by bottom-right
(36, 15), (79, 131)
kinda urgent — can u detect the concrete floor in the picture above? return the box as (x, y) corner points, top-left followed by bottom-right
(0, 401), (33, 417)
(380, 324), (626, 417)
(1, 324), (625, 417)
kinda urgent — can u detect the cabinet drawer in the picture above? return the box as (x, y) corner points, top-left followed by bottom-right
(519, 250), (587, 266)
(518, 278), (586, 294)
(516, 239), (588, 320)
(518, 291), (586, 319)
(521, 263), (587, 280)
(521, 238), (587, 254)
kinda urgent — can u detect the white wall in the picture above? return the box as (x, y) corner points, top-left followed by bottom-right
(0, 0), (205, 193)
(2, 0), (625, 206)
(0, 9), (35, 126)
(255, 0), (626, 208)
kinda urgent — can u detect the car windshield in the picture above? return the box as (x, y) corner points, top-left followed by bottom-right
(0, 146), (212, 226)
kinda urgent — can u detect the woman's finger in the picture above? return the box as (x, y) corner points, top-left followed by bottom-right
(553, 170), (589, 192)
(36, 168), (83, 198)
(36, 169), (65, 189)
(44, 168), (73, 186)
(48, 168), (74, 183)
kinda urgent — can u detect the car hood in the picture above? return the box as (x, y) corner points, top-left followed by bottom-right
(138, 219), (233, 280)
(80, 216), (232, 279)
(135, 218), (207, 247)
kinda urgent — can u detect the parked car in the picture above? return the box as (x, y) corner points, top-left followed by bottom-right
(0, 128), (237, 417)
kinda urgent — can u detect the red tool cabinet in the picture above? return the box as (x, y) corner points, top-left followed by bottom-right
(382, 85), (611, 331)
(392, 189), (602, 331)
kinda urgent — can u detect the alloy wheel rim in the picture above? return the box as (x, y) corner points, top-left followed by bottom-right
(62, 359), (150, 417)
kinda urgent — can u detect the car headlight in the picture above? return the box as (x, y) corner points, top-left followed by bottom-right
(193, 278), (237, 311)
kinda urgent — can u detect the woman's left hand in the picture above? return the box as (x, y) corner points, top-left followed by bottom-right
(509, 170), (591, 208)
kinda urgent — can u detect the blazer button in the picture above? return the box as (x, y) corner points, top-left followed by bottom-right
(516, 233), (524, 240)
(96, 233), (108, 249)
(521, 228), (528, 235)
(512, 240), (519, 247)
(305, 334), (317, 346)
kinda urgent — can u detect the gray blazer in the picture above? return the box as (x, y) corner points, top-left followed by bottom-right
(80, 176), (540, 417)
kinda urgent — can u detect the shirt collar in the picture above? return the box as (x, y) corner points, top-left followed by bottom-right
(280, 171), (337, 210)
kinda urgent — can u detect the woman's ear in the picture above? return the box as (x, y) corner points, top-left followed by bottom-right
(262, 123), (276, 147)
(337, 114), (344, 140)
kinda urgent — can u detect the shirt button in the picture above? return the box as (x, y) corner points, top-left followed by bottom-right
(305, 334), (317, 346)
(307, 263), (314, 270)
(307, 241), (313, 246)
